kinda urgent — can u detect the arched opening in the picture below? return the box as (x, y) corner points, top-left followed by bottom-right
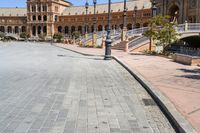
(43, 26), (47, 34)
(38, 15), (42, 21)
(98, 25), (102, 31)
(78, 26), (82, 34)
(127, 23), (132, 30)
(7, 26), (12, 33)
(143, 23), (149, 27)
(32, 15), (36, 21)
(181, 36), (200, 48)
(32, 26), (36, 36)
(43, 15), (47, 21)
(71, 26), (75, 34)
(64, 26), (69, 34)
(0, 26), (5, 33)
(119, 24), (123, 29)
(169, 5), (179, 23)
(135, 23), (140, 28)
(58, 26), (62, 33)
(105, 25), (109, 31)
(91, 25), (94, 32)
(14, 26), (19, 34)
(38, 26), (42, 35)
(22, 26), (26, 32)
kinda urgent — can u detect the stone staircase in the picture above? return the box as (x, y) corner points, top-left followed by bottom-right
(112, 36), (139, 50)
(129, 36), (149, 52)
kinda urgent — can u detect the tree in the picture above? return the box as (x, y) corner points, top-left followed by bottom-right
(53, 33), (63, 42)
(20, 32), (30, 40)
(144, 15), (179, 53)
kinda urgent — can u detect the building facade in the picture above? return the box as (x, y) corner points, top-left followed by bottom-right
(156, 0), (200, 23)
(0, 0), (152, 38)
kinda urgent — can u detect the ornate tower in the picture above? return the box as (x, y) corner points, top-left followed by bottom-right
(27, 0), (71, 38)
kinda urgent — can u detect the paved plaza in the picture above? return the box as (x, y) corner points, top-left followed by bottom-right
(54, 44), (200, 132)
(0, 42), (175, 133)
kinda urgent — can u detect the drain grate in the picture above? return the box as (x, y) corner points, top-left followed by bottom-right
(142, 98), (156, 106)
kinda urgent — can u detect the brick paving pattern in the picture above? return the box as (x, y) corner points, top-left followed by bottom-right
(0, 42), (175, 133)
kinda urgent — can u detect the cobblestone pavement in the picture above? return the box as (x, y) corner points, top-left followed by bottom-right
(0, 42), (175, 133)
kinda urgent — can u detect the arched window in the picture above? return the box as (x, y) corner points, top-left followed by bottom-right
(38, 15), (42, 21)
(22, 26), (26, 32)
(127, 23), (132, 30)
(71, 26), (75, 34)
(32, 15), (36, 21)
(14, 26), (19, 33)
(32, 26), (36, 36)
(38, 26), (42, 34)
(98, 25), (102, 31)
(64, 26), (69, 34)
(0, 26), (5, 33)
(58, 26), (62, 33)
(43, 15), (47, 21)
(43, 26), (47, 34)
(7, 26), (12, 33)
(78, 26), (82, 34)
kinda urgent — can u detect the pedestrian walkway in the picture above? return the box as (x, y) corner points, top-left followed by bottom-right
(0, 42), (175, 133)
(55, 43), (200, 132)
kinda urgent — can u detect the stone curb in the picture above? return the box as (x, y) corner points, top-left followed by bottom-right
(54, 44), (197, 133)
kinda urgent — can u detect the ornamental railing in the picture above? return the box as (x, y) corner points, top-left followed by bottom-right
(179, 47), (200, 56)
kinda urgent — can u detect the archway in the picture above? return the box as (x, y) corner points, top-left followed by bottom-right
(22, 26), (26, 32)
(7, 26), (12, 33)
(14, 26), (19, 34)
(98, 25), (102, 31)
(169, 5), (179, 23)
(181, 36), (200, 48)
(38, 26), (42, 35)
(32, 26), (36, 36)
(43, 26), (47, 34)
(0, 26), (5, 33)
(78, 26), (82, 34)
(58, 26), (62, 33)
(43, 15), (47, 21)
(64, 26), (69, 34)
(143, 23), (149, 27)
(135, 23), (140, 28)
(127, 23), (132, 30)
(71, 26), (75, 34)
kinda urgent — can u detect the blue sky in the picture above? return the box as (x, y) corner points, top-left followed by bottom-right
(0, 0), (122, 7)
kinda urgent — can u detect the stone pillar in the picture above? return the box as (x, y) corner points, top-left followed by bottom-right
(184, 20), (188, 31)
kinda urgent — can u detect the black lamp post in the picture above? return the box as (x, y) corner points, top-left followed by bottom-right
(85, 0), (89, 40)
(104, 0), (112, 60)
(152, 0), (157, 17)
(93, 0), (97, 47)
(134, 5), (138, 28)
(121, 0), (127, 41)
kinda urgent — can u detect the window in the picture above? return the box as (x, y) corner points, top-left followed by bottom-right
(43, 15), (47, 21)
(43, 5), (47, 12)
(32, 15), (36, 21)
(38, 15), (42, 21)
(55, 15), (58, 22)
(55, 6), (58, 12)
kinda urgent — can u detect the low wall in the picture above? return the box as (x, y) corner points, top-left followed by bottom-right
(173, 53), (200, 66)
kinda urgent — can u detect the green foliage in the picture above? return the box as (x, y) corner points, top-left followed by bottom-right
(53, 33), (63, 42)
(144, 15), (179, 53)
(20, 32), (30, 39)
(72, 31), (81, 39)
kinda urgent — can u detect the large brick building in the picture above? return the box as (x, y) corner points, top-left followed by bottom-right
(156, 0), (200, 23)
(0, 0), (151, 38)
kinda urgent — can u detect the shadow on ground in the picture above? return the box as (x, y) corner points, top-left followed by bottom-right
(176, 68), (200, 80)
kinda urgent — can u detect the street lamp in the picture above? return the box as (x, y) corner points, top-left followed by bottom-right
(93, 0), (97, 47)
(85, 0), (89, 41)
(134, 5), (138, 29)
(104, 0), (112, 60)
(149, 0), (157, 51)
(121, 0), (127, 41)
(152, 0), (157, 17)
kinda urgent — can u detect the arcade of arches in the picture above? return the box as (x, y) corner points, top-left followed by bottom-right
(0, 0), (151, 38)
